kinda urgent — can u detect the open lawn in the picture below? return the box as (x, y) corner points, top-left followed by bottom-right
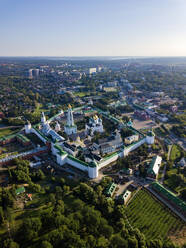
(0, 127), (20, 138)
(170, 144), (181, 161)
(126, 189), (184, 240)
(74, 92), (88, 97)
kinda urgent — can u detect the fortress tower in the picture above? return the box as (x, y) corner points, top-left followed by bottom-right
(146, 129), (155, 145)
(25, 120), (32, 134)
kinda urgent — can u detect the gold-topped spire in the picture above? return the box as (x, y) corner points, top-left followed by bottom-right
(68, 104), (72, 109)
(93, 114), (98, 120)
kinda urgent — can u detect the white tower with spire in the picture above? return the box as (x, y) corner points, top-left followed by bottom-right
(64, 105), (77, 135)
(55, 121), (61, 132)
(41, 112), (46, 124)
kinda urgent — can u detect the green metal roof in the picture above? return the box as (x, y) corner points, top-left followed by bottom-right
(151, 182), (186, 211)
(33, 127), (49, 141)
(16, 187), (25, 195)
(147, 130), (155, 137)
(102, 152), (118, 162)
(17, 134), (30, 143)
(89, 160), (98, 168)
(0, 133), (17, 141)
(147, 156), (159, 176)
(105, 183), (117, 197)
(54, 144), (68, 156)
(68, 154), (89, 167)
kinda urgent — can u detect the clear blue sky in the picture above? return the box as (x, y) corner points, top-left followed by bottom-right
(0, 0), (186, 56)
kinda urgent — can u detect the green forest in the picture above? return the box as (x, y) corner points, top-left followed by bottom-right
(0, 159), (185, 248)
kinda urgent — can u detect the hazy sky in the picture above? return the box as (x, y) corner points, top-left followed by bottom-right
(0, 0), (186, 56)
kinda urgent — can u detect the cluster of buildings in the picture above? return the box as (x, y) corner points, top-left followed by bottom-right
(0, 133), (31, 147)
(134, 110), (150, 121)
(23, 105), (155, 179)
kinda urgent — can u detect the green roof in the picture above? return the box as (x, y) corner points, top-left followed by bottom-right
(128, 126), (145, 137)
(89, 160), (97, 168)
(0, 133), (17, 142)
(147, 130), (155, 137)
(54, 144), (68, 155)
(105, 183), (117, 197)
(151, 182), (186, 212)
(147, 156), (159, 176)
(17, 134), (30, 143)
(68, 154), (89, 167)
(16, 187), (25, 195)
(33, 127), (49, 141)
(102, 152), (118, 162)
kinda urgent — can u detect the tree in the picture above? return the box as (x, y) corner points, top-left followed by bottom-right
(100, 224), (113, 238)
(29, 183), (41, 193)
(3, 239), (19, 248)
(41, 241), (53, 248)
(97, 236), (109, 248)
(114, 205), (126, 220)
(49, 193), (56, 204)
(23, 217), (42, 239)
(62, 185), (70, 197)
(128, 237), (138, 248)
(0, 207), (4, 224)
(180, 188), (186, 201)
(110, 234), (128, 248)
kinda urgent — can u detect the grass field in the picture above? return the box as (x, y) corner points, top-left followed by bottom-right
(74, 92), (88, 97)
(126, 189), (184, 240)
(0, 127), (20, 138)
(169, 144), (181, 161)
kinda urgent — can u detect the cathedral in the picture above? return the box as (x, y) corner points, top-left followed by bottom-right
(40, 112), (64, 142)
(85, 115), (104, 135)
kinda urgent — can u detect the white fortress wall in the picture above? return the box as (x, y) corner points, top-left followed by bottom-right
(66, 157), (89, 172)
(98, 153), (119, 169)
(124, 138), (146, 156)
(32, 128), (48, 144)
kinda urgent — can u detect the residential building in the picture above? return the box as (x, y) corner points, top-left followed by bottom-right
(125, 134), (139, 145)
(98, 130), (123, 155)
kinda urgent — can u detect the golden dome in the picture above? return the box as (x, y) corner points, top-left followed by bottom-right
(68, 104), (72, 109)
(93, 115), (98, 120)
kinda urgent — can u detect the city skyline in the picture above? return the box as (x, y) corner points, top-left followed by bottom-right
(1, 0), (186, 56)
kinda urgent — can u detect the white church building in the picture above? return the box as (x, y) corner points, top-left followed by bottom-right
(85, 115), (104, 135)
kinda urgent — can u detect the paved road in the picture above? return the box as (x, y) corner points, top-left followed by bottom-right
(160, 163), (167, 184)
(167, 144), (173, 160)
(159, 144), (172, 184)
(116, 180), (134, 196)
(169, 132), (186, 151)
